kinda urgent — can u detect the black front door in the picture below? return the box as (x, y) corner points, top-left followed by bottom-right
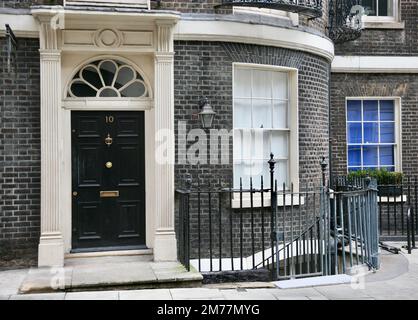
(71, 111), (146, 251)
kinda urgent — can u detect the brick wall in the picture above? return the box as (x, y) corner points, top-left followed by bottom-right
(335, 0), (418, 56)
(174, 41), (330, 260)
(330, 73), (418, 178)
(0, 38), (41, 262)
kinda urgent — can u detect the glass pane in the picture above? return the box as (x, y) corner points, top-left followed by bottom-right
(348, 123), (362, 144)
(251, 160), (264, 179)
(252, 130), (266, 160)
(240, 130), (253, 160)
(252, 99), (272, 129)
(363, 100), (378, 121)
(262, 130), (271, 160)
(252, 69), (271, 98)
(380, 122), (395, 143)
(380, 100), (394, 121)
(379, 0), (393, 16)
(114, 66), (135, 89)
(380, 146), (394, 166)
(70, 80), (97, 97)
(364, 122), (379, 143)
(120, 81), (146, 97)
(272, 72), (288, 100)
(347, 100), (362, 121)
(273, 101), (288, 128)
(275, 160), (288, 188)
(348, 146), (361, 167)
(81, 66), (102, 90)
(99, 88), (119, 97)
(233, 130), (243, 161)
(271, 131), (288, 158)
(234, 68), (251, 98)
(363, 146), (378, 166)
(349, 167), (362, 172)
(363, 0), (377, 16)
(99, 61), (117, 86)
(234, 162), (244, 189)
(383, 166), (395, 172)
(234, 99), (252, 128)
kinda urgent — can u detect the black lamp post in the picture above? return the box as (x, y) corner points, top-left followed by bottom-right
(198, 97), (216, 129)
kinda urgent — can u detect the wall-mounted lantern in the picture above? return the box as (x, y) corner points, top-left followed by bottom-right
(198, 97), (216, 129)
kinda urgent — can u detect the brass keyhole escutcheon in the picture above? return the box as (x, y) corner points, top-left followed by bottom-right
(104, 133), (113, 147)
(105, 161), (113, 169)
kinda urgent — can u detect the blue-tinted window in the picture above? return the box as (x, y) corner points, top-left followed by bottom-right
(364, 123), (379, 143)
(380, 123), (395, 143)
(347, 99), (397, 172)
(363, 146), (378, 166)
(380, 146), (394, 166)
(380, 100), (394, 121)
(347, 100), (362, 121)
(363, 100), (378, 121)
(348, 146), (361, 167)
(348, 123), (362, 144)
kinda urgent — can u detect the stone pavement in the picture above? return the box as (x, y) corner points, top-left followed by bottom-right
(1, 243), (418, 300)
(1, 254), (202, 295)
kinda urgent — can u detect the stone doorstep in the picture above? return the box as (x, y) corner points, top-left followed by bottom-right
(19, 261), (203, 294)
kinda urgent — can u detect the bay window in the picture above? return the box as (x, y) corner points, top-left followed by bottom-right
(233, 64), (298, 190)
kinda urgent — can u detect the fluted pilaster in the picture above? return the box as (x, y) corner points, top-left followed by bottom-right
(36, 15), (64, 267)
(153, 21), (177, 261)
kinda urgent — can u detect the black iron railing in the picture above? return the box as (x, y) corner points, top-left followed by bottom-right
(217, 0), (323, 18)
(328, 0), (365, 44)
(177, 156), (380, 281)
(334, 177), (418, 242)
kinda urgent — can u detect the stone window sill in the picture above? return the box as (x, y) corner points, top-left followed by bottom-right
(364, 21), (405, 30)
(231, 194), (305, 208)
(378, 195), (407, 203)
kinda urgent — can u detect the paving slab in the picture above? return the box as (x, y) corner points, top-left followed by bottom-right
(119, 289), (172, 300)
(65, 291), (119, 300)
(314, 284), (375, 300)
(20, 267), (72, 294)
(0, 269), (28, 295)
(221, 289), (277, 300)
(170, 288), (224, 300)
(0, 295), (10, 300)
(273, 275), (352, 289)
(10, 293), (66, 300)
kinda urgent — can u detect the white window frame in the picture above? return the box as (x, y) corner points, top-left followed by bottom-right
(232, 63), (299, 208)
(345, 97), (402, 173)
(362, 0), (404, 29)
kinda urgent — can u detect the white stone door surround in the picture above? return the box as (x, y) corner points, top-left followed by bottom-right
(32, 7), (180, 267)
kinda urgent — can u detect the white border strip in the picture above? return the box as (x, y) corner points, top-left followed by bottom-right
(332, 56), (418, 73)
(174, 19), (334, 61)
(0, 13), (39, 38)
(0, 12), (335, 61)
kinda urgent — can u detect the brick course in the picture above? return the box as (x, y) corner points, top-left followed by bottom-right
(0, 38), (41, 260)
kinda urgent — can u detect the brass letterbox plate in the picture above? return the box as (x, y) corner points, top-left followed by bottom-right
(100, 191), (119, 198)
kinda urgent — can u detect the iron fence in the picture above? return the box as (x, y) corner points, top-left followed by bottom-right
(334, 177), (418, 242)
(177, 156), (380, 281)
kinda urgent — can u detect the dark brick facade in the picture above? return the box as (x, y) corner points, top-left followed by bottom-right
(335, 0), (418, 56)
(330, 73), (418, 178)
(174, 41), (330, 260)
(0, 38), (41, 263)
(174, 41), (330, 190)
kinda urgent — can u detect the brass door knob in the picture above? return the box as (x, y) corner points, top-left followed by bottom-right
(72, 191), (78, 196)
(105, 161), (113, 169)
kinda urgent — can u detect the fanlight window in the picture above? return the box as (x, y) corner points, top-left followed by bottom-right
(68, 59), (149, 98)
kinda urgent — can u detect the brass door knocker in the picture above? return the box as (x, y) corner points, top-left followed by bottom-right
(104, 133), (113, 147)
